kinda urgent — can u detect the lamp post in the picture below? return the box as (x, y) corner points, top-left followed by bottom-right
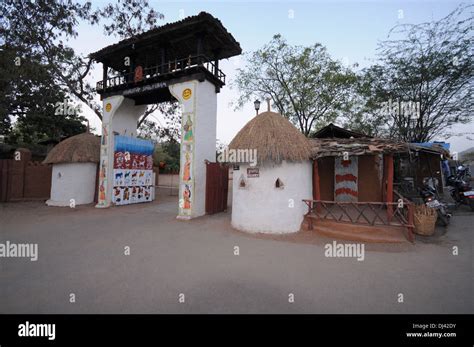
(254, 99), (261, 115)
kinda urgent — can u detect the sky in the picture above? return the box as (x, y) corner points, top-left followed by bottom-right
(72, 0), (472, 153)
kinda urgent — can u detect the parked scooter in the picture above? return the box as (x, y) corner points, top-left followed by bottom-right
(419, 177), (451, 226)
(447, 165), (474, 211)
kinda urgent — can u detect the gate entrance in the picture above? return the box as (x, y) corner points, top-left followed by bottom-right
(205, 162), (229, 214)
(89, 12), (241, 219)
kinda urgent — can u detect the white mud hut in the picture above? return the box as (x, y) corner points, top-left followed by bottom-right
(229, 104), (313, 234)
(43, 132), (100, 206)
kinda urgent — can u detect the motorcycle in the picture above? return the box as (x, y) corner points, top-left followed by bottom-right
(419, 177), (451, 226)
(447, 165), (474, 211)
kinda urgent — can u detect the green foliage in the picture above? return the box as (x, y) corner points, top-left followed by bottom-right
(138, 117), (180, 173)
(0, 0), (165, 124)
(0, 44), (86, 144)
(233, 34), (358, 136)
(345, 4), (473, 142)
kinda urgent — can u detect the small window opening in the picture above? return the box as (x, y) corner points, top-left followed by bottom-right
(275, 178), (284, 189)
(239, 175), (246, 188)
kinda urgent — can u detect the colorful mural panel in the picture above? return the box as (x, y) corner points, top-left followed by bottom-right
(112, 135), (154, 205)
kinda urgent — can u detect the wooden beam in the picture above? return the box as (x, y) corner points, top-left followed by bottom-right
(102, 64), (108, 89)
(313, 159), (321, 213)
(313, 159), (321, 201)
(385, 154), (394, 221)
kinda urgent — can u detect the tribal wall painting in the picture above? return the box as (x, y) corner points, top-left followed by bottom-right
(112, 135), (154, 205)
(97, 122), (111, 207)
(179, 114), (195, 217)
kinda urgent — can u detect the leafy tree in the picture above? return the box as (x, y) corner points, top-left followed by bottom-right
(0, 44), (86, 143)
(347, 4), (473, 142)
(0, 0), (166, 125)
(233, 34), (358, 136)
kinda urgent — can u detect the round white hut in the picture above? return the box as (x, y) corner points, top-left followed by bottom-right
(229, 105), (313, 234)
(43, 132), (100, 206)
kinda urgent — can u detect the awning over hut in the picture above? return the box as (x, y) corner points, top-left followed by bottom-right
(310, 137), (450, 159)
(310, 137), (408, 159)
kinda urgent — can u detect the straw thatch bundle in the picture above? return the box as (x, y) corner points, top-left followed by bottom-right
(43, 132), (100, 164)
(229, 111), (312, 164)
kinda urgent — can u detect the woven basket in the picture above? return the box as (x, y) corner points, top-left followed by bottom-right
(414, 205), (437, 236)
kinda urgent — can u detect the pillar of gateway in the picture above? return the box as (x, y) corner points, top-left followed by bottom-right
(90, 12), (241, 219)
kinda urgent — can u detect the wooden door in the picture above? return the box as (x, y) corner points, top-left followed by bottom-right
(205, 162), (229, 214)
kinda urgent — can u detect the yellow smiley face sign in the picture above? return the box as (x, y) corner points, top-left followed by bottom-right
(105, 103), (112, 112)
(182, 88), (192, 100)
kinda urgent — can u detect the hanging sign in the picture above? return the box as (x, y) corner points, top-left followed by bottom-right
(247, 167), (259, 178)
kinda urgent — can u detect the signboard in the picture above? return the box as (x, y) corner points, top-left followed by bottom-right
(247, 167), (259, 178)
(112, 135), (154, 205)
(122, 82), (168, 97)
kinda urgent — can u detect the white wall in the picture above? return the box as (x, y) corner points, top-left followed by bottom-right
(47, 162), (97, 206)
(232, 160), (312, 234)
(169, 80), (217, 219)
(96, 96), (147, 208)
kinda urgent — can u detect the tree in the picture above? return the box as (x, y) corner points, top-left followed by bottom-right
(0, 44), (86, 143)
(347, 5), (473, 142)
(0, 0), (164, 123)
(233, 34), (358, 136)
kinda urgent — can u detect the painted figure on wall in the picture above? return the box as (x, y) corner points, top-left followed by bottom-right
(101, 125), (108, 145)
(183, 152), (192, 182)
(99, 160), (106, 179)
(183, 115), (193, 142)
(183, 184), (192, 210)
(99, 182), (106, 202)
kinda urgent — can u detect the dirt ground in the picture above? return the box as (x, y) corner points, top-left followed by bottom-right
(0, 195), (472, 314)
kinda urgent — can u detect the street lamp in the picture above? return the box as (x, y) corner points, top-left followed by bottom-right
(254, 99), (261, 115)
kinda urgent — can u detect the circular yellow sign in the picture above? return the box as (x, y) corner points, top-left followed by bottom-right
(182, 88), (192, 100)
(105, 103), (112, 112)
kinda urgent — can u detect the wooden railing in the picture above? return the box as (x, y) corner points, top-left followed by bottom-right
(302, 198), (415, 242)
(96, 54), (225, 91)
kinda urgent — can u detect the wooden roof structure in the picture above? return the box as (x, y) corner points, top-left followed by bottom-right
(90, 12), (241, 71)
(312, 123), (371, 139)
(309, 137), (449, 159)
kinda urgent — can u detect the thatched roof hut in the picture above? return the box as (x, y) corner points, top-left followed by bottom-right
(229, 107), (313, 234)
(229, 111), (312, 164)
(43, 132), (100, 165)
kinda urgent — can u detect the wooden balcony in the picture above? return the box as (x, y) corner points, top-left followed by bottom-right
(96, 54), (226, 101)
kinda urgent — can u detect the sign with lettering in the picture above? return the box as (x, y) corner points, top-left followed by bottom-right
(247, 167), (259, 178)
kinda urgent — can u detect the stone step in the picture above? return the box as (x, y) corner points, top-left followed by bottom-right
(307, 219), (409, 243)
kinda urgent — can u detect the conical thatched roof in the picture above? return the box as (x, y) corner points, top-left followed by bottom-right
(43, 132), (100, 164)
(229, 111), (312, 164)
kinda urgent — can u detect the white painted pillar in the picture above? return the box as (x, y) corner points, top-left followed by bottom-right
(169, 80), (217, 219)
(96, 96), (147, 208)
